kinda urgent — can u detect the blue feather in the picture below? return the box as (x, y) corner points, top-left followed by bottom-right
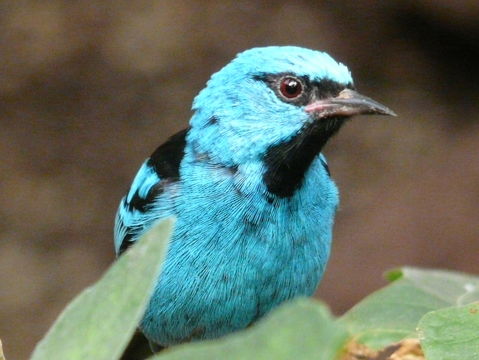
(114, 46), (393, 346)
(127, 163), (160, 202)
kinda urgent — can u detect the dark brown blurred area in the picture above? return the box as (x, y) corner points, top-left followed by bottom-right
(1, 1), (478, 359)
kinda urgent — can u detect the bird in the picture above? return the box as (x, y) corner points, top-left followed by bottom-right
(114, 46), (395, 349)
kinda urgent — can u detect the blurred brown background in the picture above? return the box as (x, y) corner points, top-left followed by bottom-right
(1, 1), (478, 359)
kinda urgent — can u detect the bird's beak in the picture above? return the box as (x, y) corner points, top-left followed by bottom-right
(304, 89), (396, 118)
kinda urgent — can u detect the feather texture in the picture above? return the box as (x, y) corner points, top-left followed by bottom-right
(113, 46), (390, 346)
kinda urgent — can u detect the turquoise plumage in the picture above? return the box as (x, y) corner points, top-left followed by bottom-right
(114, 46), (395, 347)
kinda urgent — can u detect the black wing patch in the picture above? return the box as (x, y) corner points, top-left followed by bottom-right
(127, 182), (168, 213)
(115, 128), (189, 255)
(148, 128), (189, 180)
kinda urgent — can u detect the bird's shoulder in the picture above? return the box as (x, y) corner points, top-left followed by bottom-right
(114, 128), (188, 254)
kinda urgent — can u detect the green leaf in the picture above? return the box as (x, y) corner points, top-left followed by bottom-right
(340, 267), (479, 349)
(398, 267), (479, 305)
(418, 302), (479, 360)
(151, 298), (349, 360)
(31, 218), (175, 360)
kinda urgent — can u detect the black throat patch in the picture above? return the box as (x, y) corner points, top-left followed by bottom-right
(263, 118), (344, 198)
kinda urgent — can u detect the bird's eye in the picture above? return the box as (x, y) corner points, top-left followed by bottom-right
(279, 77), (303, 99)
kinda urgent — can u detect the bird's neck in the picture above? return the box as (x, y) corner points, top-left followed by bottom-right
(262, 118), (344, 198)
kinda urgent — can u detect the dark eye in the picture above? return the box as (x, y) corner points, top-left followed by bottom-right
(279, 76), (303, 99)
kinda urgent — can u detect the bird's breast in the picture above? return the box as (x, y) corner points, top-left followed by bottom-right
(141, 152), (339, 345)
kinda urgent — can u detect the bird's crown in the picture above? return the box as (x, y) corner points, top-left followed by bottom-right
(219, 46), (352, 85)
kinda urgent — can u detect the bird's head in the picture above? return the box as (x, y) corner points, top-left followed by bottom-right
(189, 46), (395, 194)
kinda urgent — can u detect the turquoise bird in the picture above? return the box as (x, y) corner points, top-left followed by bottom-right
(114, 46), (395, 348)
